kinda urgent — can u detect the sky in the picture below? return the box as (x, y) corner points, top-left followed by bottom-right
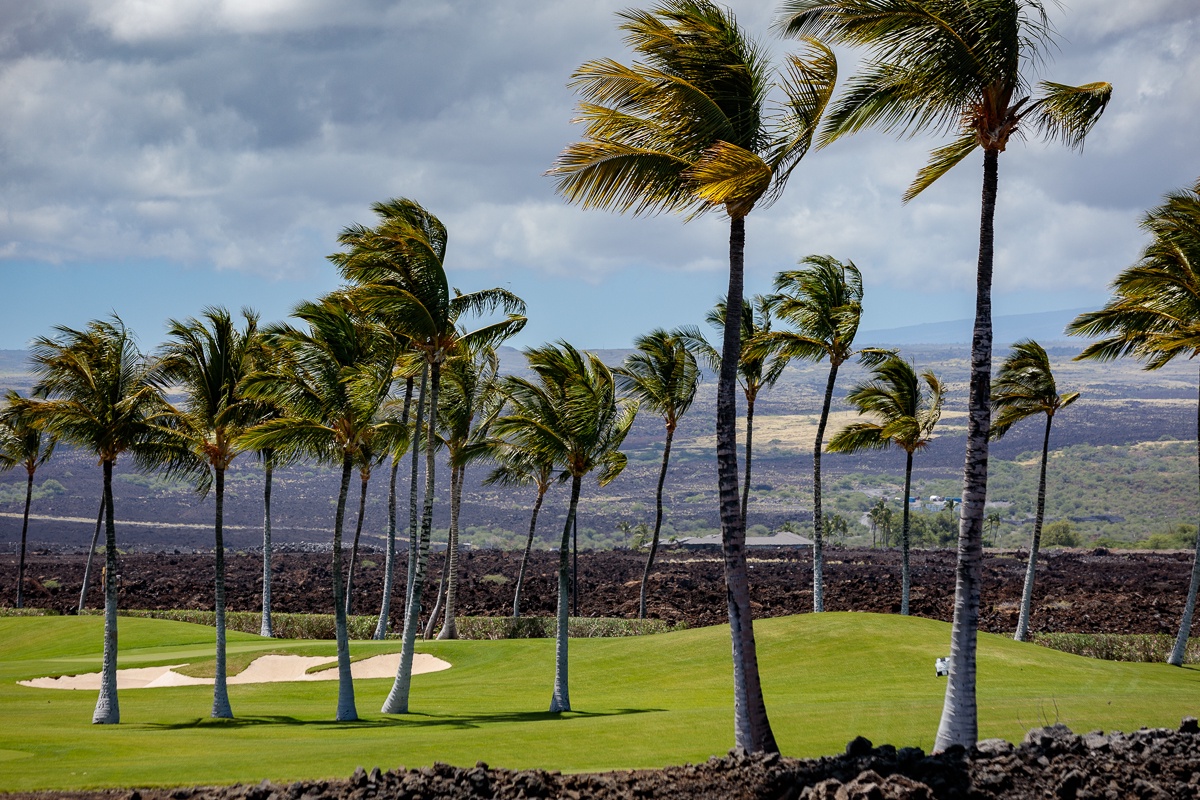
(0, 0), (1197, 351)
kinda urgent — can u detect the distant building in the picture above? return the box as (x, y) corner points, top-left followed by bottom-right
(673, 531), (814, 550)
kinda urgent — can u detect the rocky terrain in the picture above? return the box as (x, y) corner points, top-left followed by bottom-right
(4, 546), (1193, 636)
(4, 720), (1198, 799)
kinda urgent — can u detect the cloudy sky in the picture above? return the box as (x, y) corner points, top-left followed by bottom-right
(0, 0), (1196, 351)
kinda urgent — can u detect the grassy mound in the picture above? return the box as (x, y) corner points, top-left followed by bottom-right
(3, 612), (1199, 791)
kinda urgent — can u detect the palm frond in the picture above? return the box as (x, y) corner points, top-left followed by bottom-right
(1027, 81), (1113, 150)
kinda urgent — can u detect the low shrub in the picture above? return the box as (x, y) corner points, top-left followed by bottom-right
(0, 607), (56, 617)
(80, 609), (682, 640)
(1032, 632), (1200, 663)
(454, 616), (683, 640)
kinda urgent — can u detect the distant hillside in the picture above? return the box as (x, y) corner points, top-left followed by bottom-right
(861, 307), (1091, 346)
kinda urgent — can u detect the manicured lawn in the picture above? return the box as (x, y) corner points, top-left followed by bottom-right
(3, 612), (1199, 791)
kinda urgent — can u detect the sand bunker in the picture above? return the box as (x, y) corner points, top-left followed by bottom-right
(18, 652), (451, 691)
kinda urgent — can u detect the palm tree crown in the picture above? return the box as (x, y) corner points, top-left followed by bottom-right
(777, 0), (1112, 201)
(829, 354), (944, 458)
(991, 339), (1079, 438)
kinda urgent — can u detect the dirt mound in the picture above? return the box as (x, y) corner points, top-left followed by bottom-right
(5, 547), (1194, 636)
(5, 720), (1197, 799)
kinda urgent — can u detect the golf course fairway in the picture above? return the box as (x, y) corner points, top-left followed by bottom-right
(2, 612), (1198, 791)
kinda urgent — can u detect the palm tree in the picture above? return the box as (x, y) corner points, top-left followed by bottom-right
(24, 317), (201, 724)
(550, 3), (836, 749)
(432, 341), (504, 640)
(867, 497), (893, 548)
(827, 354), (944, 618)
(1068, 178), (1200, 667)
(990, 339), (1079, 642)
(754, 255), (883, 612)
(157, 306), (262, 720)
(617, 328), (700, 619)
(681, 296), (788, 527)
(778, 0), (1111, 751)
(984, 510), (1002, 548)
(493, 342), (637, 712)
(330, 197), (525, 714)
(0, 392), (56, 609)
(241, 295), (398, 722)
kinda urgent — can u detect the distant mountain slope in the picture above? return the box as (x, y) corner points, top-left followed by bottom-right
(861, 307), (1092, 346)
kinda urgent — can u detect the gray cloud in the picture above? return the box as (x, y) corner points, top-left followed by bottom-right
(0, 0), (1196, 338)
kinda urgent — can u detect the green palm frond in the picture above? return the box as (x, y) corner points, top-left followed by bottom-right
(554, 0), (827, 223)
(829, 352), (943, 454)
(904, 133), (979, 202)
(1027, 81), (1113, 151)
(1071, 180), (1200, 371)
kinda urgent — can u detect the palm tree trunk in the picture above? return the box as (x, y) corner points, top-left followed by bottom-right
(639, 425), (675, 619)
(550, 474), (582, 712)
(1169, 368), (1200, 666)
(382, 361), (437, 714)
(404, 369), (428, 621)
(741, 395), (755, 526)
(901, 451), (914, 616)
(331, 452), (358, 722)
(572, 513), (579, 617)
(259, 453), (274, 638)
(717, 215), (776, 754)
(79, 496), (104, 612)
(438, 463), (464, 639)
(935, 147), (998, 753)
(211, 466), (233, 719)
(513, 485), (546, 618)
(375, 377), (413, 640)
(343, 470), (369, 617)
(16, 468), (33, 608)
(812, 363), (839, 613)
(425, 550), (450, 640)
(92, 459), (120, 725)
(374, 455), (402, 640)
(1015, 415), (1053, 642)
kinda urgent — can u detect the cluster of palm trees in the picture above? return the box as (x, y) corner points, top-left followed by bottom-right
(550, 0), (1111, 754)
(14, 0), (1200, 767)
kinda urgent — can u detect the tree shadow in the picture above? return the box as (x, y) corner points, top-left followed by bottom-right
(145, 707), (661, 731)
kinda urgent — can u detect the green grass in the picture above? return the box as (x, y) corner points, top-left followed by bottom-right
(3, 612), (1200, 791)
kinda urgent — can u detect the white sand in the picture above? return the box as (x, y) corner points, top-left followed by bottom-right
(18, 652), (450, 691)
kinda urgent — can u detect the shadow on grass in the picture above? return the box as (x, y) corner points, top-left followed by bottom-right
(146, 708), (661, 731)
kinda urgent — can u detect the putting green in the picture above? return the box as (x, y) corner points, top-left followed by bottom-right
(2, 612), (1198, 791)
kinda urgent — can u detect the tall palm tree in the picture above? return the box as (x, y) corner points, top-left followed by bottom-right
(0, 392), (56, 609)
(1068, 178), (1200, 667)
(681, 296), (788, 526)
(990, 339), (1079, 642)
(331, 197), (525, 714)
(827, 354), (944, 618)
(617, 328), (700, 619)
(431, 341), (504, 640)
(550, 3), (836, 749)
(778, 0), (1111, 751)
(241, 295), (398, 722)
(494, 342), (637, 712)
(157, 306), (262, 720)
(754, 255), (884, 612)
(24, 317), (201, 724)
